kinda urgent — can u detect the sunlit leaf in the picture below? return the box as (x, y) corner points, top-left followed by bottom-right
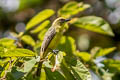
(39, 68), (46, 80)
(57, 51), (66, 63)
(72, 16), (114, 36)
(71, 60), (92, 80)
(26, 9), (55, 30)
(103, 59), (120, 73)
(58, 1), (90, 18)
(21, 35), (36, 46)
(76, 52), (91, 62)
(31, 20), (50, 33)
(38, 28), (48, 40)
(94, 47), (116, 58)
(0, 48), (35, 57)
(0, 38), (15, 47)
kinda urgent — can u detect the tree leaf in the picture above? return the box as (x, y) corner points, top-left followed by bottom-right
(72, 16), (114, 36)
(94, 47), (116, 58)
(24, 57), (36, 72)
(57, 36), (77, 65)
(31, 20), (50, 33)
(38, 29), (48, 40)
(58, 1), (90, 18)
(71, 60), (92, 80)
(0, 38), (15, 47)
(26, 9), (55, 30)
(0, 48), (35, 57)
(7, 67), (25, 80)
(21, 35), (36, 46)
(39, 68), (46, 80)
(0, 62), (11, 78)
(0, 57), (17, 78)
(75, 52), (91, 62)
(45, 67), (65, 80)
(60, 60), (76, 80)
(103, 59), (120, 73)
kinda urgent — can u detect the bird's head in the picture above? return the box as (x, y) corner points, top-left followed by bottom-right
(52, 17), (71, 27)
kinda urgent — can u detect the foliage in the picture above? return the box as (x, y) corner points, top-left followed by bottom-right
(0, 1), (118, 80)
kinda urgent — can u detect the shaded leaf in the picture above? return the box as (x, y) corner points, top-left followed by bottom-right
(8, 67), (25, 80)
(58, 1), (90, 18)
(72, 16), (114, 36)
(60, 60), (76, 80)
(71, 60), (91, 80)
(6, 72), (15, 80)
(0, 57), (17, 78)
(26, 9), (55, 30)
(45, 67), (65, 80)
(21, 35), (36, 46)
(31, 20), (50, 33)
(57, 36), (77, 65)
(0, 62), (10, 78)
(103, 59), (120, 73)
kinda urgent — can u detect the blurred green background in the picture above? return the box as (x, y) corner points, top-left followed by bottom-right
(0, 0), (120, 80)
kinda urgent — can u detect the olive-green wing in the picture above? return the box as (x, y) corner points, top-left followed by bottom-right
(40, 27), (56, 54)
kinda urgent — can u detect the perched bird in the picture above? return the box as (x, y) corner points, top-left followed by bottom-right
(40, 17), (70, 59)
(37, 17), (70, 76)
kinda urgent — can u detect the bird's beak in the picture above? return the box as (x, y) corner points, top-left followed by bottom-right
(64, 18), (71, 22)
(60, 18), (71, 23)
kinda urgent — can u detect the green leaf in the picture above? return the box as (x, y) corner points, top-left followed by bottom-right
(21, 35), (36, 46)
(7, 67), (24, 80)
(0, 57), (17, 78)
(0, 38), (15, 47)
(26, 9), (55, 30)
(57, 36), (77, 65)
(72, 16), (114, 36)
(6, 72), (15, 80)
(45, 67), (65, 80)
(39, 68), (46, 80)
(0, 48), (35, 57)
(60, 60), (76, 80)
(57, 51), (66, 64)
(103, 59), (120, 73)
(58, 1), (90, 18)
(75, 52), (91, 62)
(38, 29), (48, 40)
(31, 20), (50, 33)
(94, 47), (116, 58)
(71, 60), (92, 80)
(0, 62), (11, 77)
(24, 57), (36, 72)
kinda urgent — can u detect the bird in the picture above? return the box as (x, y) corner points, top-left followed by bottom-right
(40, 17), (70, 59)
(36, 17), (70, 76)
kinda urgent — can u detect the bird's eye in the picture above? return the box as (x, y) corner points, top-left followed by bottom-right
(60, 18), (71, 23)
(60, 19), (66, 23)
